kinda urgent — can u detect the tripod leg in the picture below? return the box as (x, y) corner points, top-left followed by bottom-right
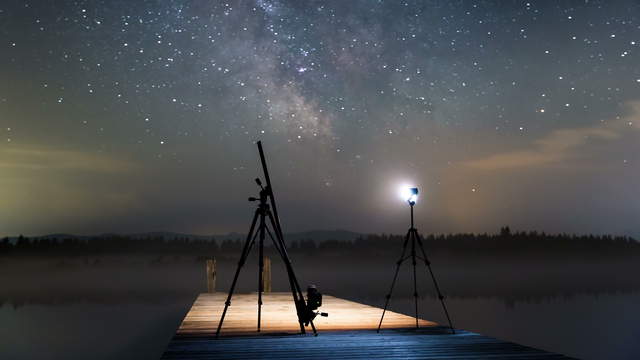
(309, 317), (318, 337)
(266, 211), (309, 335)
(265, 226), (309, 335)
(415, 231), (455, 334)
(411, 230), (419, 328)
(257, 210), (266, 332)
(377, 230), (411, 333)
(265, 224), (315, 335)
(216, 210), (260, 337)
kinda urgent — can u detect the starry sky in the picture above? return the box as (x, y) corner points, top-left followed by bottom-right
(1, 0), (639, 237)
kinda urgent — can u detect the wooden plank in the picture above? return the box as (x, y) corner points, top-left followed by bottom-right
(162, 293), (573, 359)
(163, 328), (573, 359)
(176, 292), (435, 336)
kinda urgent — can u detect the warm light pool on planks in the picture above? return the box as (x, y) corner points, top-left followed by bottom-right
(163, 292), (573, 360)
(176, 292), (435, 336)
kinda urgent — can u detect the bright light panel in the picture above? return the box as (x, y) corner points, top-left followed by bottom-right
(398, 185), (418, 203)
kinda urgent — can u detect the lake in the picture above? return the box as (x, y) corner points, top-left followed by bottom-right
(1, 255), (638, 359)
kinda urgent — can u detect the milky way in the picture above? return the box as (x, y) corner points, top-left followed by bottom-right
(1, 1), (639, 236)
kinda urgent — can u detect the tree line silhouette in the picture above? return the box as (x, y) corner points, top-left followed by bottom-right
(1, 227), (638, 258)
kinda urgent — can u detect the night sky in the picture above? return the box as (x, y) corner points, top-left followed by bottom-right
(1, 0), (639, 237)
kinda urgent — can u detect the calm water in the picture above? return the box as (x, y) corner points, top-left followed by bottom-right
(0, 302), (188, 360)
(1, 256), (638, 359)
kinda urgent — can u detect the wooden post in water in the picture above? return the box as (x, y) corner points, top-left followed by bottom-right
(206, 258), (216, 293)
(262, 256), (272, 293)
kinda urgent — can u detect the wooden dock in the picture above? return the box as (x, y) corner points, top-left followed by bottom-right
(162, 292), (572, 359)
(175, 292), (434, 336)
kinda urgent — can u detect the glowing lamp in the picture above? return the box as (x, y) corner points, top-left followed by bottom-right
(399, 186), (419, 205)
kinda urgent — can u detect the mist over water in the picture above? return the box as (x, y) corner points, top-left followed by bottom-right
(1, 253), (638, 360)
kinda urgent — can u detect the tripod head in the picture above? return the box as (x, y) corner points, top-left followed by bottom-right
(248, 177), (272, 204)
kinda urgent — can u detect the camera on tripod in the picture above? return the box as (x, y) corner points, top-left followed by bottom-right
(303, 285), (328, 326)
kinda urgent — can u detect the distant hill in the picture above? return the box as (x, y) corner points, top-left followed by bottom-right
(8, 229), (362, 244)
(280, 230), (361, 243)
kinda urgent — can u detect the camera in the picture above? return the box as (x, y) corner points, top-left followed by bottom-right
(303, 285), (328, 325)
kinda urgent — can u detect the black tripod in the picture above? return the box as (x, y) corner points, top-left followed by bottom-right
(377, 198), (455, 334)
(216, 142), (316, 337)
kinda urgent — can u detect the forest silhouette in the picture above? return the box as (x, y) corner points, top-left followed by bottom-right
(2, 227), (638, 258)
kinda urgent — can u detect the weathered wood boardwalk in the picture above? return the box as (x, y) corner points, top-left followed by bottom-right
(162, 292), (573, 359)
(175, 292), (434, 336)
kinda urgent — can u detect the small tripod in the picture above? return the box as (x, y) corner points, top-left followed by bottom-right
(377, 195), (455, 334)
(216, 155), (317, 337)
